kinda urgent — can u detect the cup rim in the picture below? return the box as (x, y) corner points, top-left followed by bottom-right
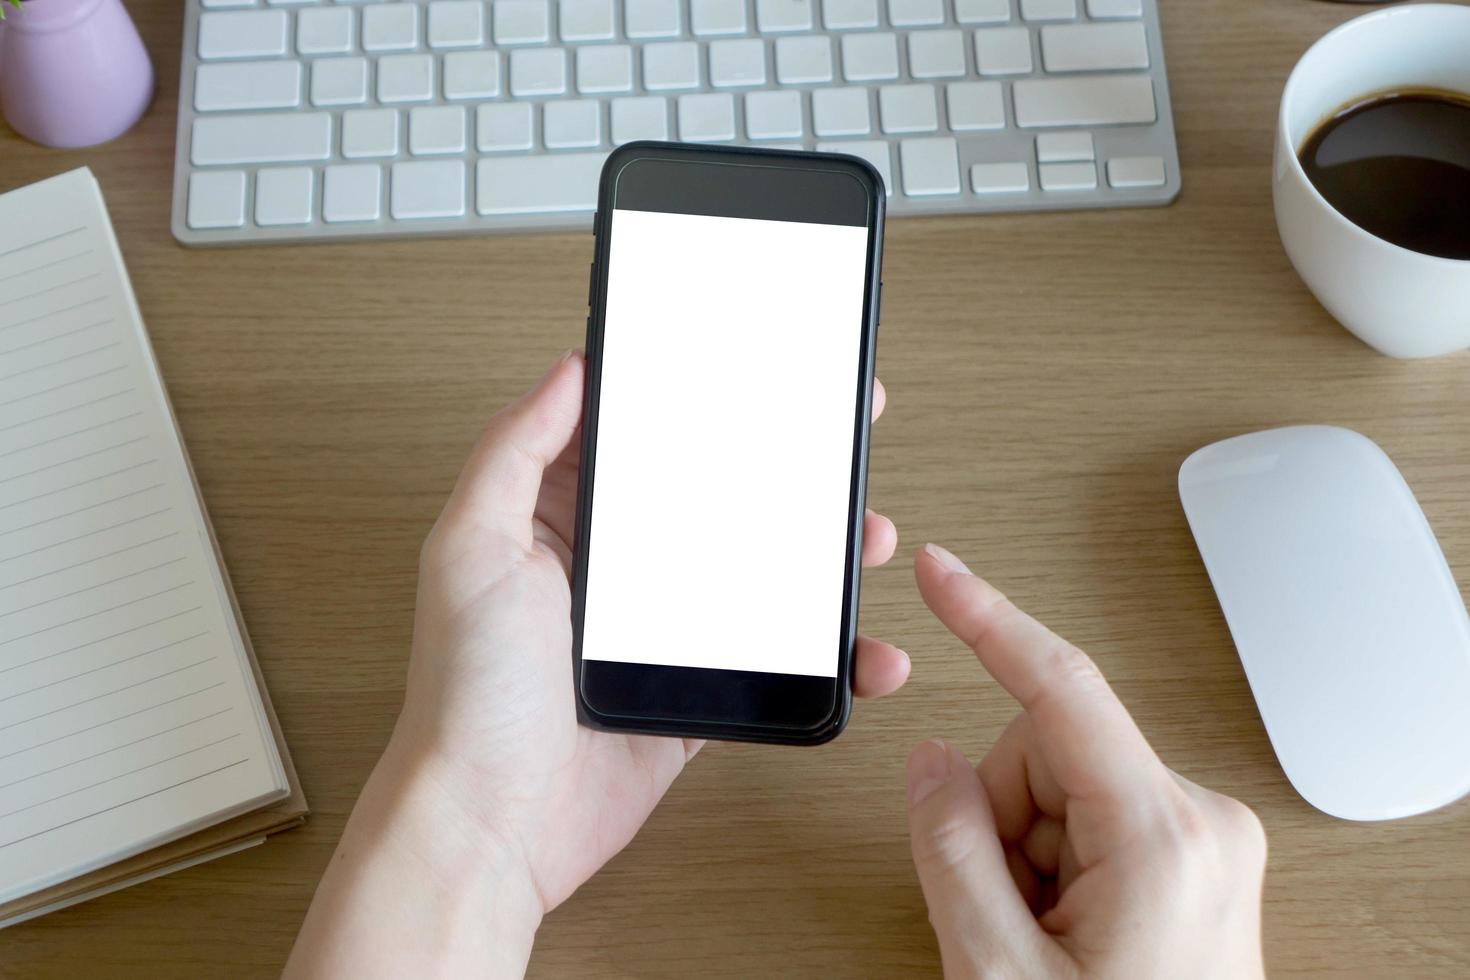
(1278, 2), (1470, 268)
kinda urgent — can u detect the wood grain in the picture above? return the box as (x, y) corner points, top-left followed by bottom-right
(3, 0), (1469, 975)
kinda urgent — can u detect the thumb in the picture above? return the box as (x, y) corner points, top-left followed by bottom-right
(906, 740), (1055, 978)
(439, 350), (585, 544)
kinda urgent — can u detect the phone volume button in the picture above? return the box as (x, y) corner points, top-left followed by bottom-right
(587, 263), (596, 308)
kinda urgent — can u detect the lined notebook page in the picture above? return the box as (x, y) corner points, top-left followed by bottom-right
(0, 169), (286, 904)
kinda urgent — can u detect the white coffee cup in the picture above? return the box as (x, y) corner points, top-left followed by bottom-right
(1274, 3), (1470, 359)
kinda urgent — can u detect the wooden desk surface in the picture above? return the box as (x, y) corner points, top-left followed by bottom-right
(4, 0), (1469, 975)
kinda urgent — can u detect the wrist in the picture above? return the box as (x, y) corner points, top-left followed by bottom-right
(288, 734), (544, 979)
(373, 732), (547, 929)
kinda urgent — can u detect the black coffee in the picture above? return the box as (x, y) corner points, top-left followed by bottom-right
(1298, 91), (1470, 261)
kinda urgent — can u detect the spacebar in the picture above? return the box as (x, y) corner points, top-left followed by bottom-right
(476, 153), (609, 215)
(1012, 75), (1156, 128)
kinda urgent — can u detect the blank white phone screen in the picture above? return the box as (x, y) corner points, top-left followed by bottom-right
(581, 207), (870, 678)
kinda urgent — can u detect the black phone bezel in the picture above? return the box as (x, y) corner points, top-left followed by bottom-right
(570, 142), (886, 746)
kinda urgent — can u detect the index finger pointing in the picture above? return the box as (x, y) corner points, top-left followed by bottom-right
(914, 543), (1166, 803)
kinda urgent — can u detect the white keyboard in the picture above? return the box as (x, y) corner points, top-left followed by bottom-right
(170, 0), (1180, 245)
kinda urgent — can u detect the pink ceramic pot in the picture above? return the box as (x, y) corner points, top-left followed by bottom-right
(0, 0), (154, 148)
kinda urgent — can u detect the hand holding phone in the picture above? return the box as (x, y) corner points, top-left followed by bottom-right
(287, 353), (907, 975)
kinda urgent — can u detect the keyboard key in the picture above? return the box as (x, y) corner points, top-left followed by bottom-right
(642, 41), (700, 90)
(946, 80), (1004, 130)
(1106, 155), (1165, 187)
(823, 0), (878, 29)
(756, 0), (814, 33)
(691, 0), (746, 35)
(255, 167), (314, 225)
(974, 27), (1032, 75)
(841, 32), (899, 81)
(1035, 130), (1092, 162)
(1039, 160), (1096, 190)
(186, 170), (246, 229)
(898, 137), (959, 195)
(1087, 0), (1141, 16)
(510, 48), (567, 96)
(745, 90), (803, 139)
(710, 38), (767, 87)
(392, 160), (466, 218)
(878, 84), (938, 133)
(342, 107), (400, 157)
(297, 7), (354, 54)
(677, 93), (736, 141)
(323, 164), (382, 222)
(311, 57), (368, 106)
(477, 153), (607, 214)
(1020, 0), (1073, 19)
(1040, 22), (1147, 72)
(494, 0), (550, 43)
(625, 0), (682, 37)
(775, 36), (832, 84)
(201, 0), (255, 7)
(955, 0), (1009, 24)
(577, 45), (634, 93)
(191, 112), (332, 165)
(444, 51), (501, 98)
(971, 161), (1029, 192)
(560, 0), (615, 40)
(195, 61), (300, 111)
(611, 96), (670, 142)
(543, 99), (602, 148)
(1011, 74), (1155, 126)
(908, 30), (965, 79)
(197, 10), (287, 59)
(817, 139), (893, 194)
(377, 53), (435, 102)
(362, 3), (418, 51)
(410, 105), (467, 154)
(428, 0), (485, 47)
(812, 86), (870, 135)
(887, 0), (942, 27)
(477, 103), (535, 151)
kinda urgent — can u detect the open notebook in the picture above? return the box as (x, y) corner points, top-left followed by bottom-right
(0, 169), (306, 925)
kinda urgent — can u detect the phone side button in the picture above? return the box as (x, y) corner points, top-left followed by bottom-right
(587, 263), (595, 308)
(877, 281), (883, 324)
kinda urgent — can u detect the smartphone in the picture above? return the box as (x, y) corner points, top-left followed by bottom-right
(570, 142), (885, 746)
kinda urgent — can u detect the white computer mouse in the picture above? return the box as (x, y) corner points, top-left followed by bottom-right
(1178, 425), (1470, 821)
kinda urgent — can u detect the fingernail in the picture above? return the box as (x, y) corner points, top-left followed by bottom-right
(907, 739), (951, 806)
(924, 543), (971, 575)
(558, 348), (577, 363)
